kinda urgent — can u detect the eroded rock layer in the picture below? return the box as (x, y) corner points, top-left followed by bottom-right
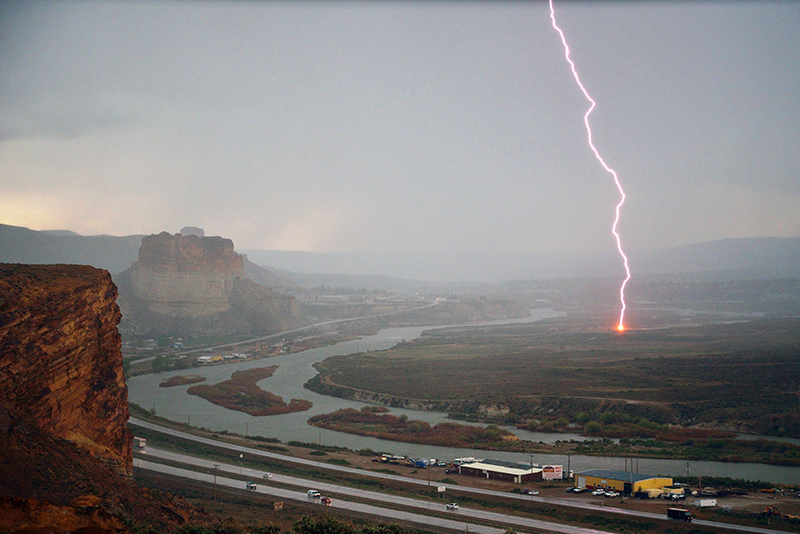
(117, 232), (303, 336)
(0, 263), (131, 474)
(128, 232), (244, 317)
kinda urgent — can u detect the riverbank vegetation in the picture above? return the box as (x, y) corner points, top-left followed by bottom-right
(160, 374), (207, 387)
(309, 407), (522, 449)
(307, 407), (800, 465)
(188, 366), (312, 416)
(306, 317), (800, 464)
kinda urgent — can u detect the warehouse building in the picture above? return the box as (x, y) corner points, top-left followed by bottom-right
(459, 459), (542, 483)
(576, 469), (673, 495)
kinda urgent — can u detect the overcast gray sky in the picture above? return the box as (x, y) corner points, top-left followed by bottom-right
(2, 0), (799, 261)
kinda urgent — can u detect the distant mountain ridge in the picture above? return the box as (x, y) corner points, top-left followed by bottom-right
(243, 237), (800, 283)
(0, 223), (143, 274)
(636, 237), (800, 279)
(2, 223), (798, 283)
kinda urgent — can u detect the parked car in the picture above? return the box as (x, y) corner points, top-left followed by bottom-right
(446, 503), (459, 510)
(604, 491), (620, 498)
(572, 487), (588, 493)
(445, 468), (459, 475)
(320, 497), (332, 505)
(520, 489), (539, 495)
(437, 461), (447, 467)
(591, 489), (606, 496)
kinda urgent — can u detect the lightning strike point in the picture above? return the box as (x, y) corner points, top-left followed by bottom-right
(549, 0), (632, 332)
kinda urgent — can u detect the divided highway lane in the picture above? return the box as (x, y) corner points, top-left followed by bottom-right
(137, 458), (505, 534)
(132, 301), (441, 364)
(176, 301), (442, 356)
(131, 419), (786, 534)
(136, 451), (614, 534)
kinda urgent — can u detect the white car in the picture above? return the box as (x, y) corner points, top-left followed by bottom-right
(591, 488), (606, 496)
(446, 503), (459, 510)
(263, 473), (273, 479)
(604, 490), (620, 498)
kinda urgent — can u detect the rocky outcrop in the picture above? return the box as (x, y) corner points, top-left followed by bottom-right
(0, 497), (127, 534)
(116, 232), (304, 337)
(128, 232), (245, 318)
(0, 263), (131, 474)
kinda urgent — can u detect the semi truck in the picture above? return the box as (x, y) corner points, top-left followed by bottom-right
(667, 508), (693, 522)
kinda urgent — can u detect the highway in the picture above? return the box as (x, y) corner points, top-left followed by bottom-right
(131, 419), (787, 534)
(130, 300), (440, 364)
(137, 449), (613, 534)
(176, 300), (442, 355)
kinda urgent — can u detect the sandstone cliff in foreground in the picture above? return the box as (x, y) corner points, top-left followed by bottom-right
(0, 263), (131, 472)
(0, 263), (204, 533)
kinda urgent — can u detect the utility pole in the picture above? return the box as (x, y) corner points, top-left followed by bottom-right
(213, 464), (219, 504)
(567, 453), (571, 484)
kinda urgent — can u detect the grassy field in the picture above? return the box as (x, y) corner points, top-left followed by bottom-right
(306, 317), (800, 462)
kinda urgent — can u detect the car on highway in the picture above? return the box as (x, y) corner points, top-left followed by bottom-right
(446, 503), (459, 510)
(245, 482), (257, 491)
(591, 488), (606, 496)
(320, 497), (332, 505)
(263, 473), (273, 479)
(520, 489), (539, 495)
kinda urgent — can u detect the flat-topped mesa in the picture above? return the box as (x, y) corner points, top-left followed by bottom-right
(129, 231), (245, 317)
(0, 264), (131, 474)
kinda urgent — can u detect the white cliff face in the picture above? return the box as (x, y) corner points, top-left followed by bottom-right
(117, 231), (303, 336)
(128, 232), (245, 318)
(129, 270), (234, 317)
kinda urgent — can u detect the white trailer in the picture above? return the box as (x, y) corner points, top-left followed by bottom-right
(695, 499), (717, 508)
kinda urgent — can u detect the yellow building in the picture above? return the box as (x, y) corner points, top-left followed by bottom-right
(576, 469), (673, 495)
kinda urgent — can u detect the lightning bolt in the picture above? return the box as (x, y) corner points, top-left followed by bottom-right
(549, 0), (631, 332)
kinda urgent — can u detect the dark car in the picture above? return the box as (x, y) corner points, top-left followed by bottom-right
(445, 468), (459, 474)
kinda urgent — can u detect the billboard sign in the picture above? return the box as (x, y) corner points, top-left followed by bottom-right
(542, 465), (563, 480)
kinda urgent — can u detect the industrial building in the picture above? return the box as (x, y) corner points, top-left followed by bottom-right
(459, 459), (542, 483)
(576, 469), (673, 495)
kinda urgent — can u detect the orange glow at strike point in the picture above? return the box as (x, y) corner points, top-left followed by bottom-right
(550, 0), (632, 332)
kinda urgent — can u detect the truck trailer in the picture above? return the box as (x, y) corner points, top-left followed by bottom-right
(667, 508), (693, 522)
